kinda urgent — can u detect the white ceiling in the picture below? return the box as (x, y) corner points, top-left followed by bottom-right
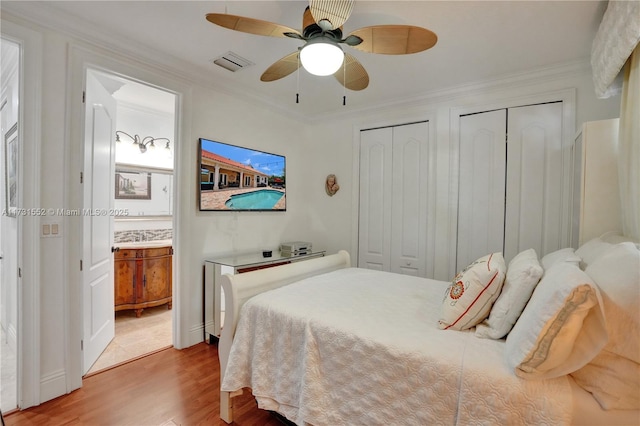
(2, 1), (607, 119)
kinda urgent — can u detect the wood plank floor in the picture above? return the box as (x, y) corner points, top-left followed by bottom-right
(4, 343), (282, 426)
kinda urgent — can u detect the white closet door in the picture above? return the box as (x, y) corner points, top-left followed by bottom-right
(504, 102), (563, 261)
(358, 127), (393, 270)
(457, 109), (507, 271)
(390, 122), (429, 276)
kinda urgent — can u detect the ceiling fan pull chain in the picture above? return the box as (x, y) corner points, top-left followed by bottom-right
(343, 59), (346, 106)
(296, 54), (300, 104)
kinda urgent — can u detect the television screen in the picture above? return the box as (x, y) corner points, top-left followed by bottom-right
(199, 138), (286, 211)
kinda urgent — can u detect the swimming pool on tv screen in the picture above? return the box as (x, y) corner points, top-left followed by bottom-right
(225, 189), (284, 210)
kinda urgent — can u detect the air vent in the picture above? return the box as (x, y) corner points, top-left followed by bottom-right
(212, 51), (254, 72)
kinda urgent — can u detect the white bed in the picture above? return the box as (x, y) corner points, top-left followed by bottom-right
(218, 243), (640, 425)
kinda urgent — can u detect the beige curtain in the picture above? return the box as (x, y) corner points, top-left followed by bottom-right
(618, 45), (640, 241)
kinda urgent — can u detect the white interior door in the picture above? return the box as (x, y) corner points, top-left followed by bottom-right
(358, 127), (393, 271)
(390, 122), (429, 276)
(504, 102), (563, 261)
(82, 70), (116, 374)
(456, 109), (507, 271)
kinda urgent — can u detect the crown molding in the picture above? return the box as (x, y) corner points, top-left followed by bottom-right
(0, 3), (310, 123)
(308, 58), (592, 124)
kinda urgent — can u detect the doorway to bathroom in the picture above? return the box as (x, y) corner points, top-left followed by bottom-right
(83, 68), (176, 376)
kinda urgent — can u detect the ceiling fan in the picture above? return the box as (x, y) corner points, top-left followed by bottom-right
(206, 0), (437, 91)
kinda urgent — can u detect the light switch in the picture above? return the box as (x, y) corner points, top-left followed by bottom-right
(52, 224), (59, 235)
(43, 224), (50, 235)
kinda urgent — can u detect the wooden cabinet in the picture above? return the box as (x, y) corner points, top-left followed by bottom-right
(114, 245), (173, 317)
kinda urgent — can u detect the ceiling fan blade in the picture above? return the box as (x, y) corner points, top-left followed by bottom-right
(260, 52), (302, 82)
(349, 25), (437, 54)
(309, 0), (354, 30)
(206, 13), (301, 38)
(334, 53), (369, 91)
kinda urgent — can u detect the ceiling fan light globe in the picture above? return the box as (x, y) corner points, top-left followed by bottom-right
(300, 40), (344, 76)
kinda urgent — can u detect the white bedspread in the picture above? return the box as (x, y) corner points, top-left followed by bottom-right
(221, 268), (572, 425)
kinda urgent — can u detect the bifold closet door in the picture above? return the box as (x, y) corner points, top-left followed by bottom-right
(359, 127), (393, 271)
(456, 109), (507, 272)
(389, 122), (429, 276)
(358, 122), (429, 276)
(504, 102), (563, 261)
(457, 102), (565, 269)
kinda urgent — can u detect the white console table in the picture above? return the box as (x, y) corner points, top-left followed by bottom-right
(203, 250), (325, 343)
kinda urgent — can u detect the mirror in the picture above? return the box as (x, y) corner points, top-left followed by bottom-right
(114, 165), (173, 217)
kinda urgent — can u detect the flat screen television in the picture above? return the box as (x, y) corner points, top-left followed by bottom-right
(199, 138), (286, 211)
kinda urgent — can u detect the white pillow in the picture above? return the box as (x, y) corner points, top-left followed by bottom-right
(540, 247), (581, 271)
(575, 237), (613, 269)
(571, 242), (640, 410)
(505, 262), (607, 379)
(599, 231), (639, 245)
(438, 252), (506, 331)
(476, 249), (543, 339)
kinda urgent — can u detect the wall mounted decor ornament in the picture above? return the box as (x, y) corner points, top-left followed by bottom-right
(325, 174), (340, 196)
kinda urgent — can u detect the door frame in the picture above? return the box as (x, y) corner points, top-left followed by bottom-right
(65, 44), (187, 393)
(449, 88), (576, 278)
(0, 20), (43, 409)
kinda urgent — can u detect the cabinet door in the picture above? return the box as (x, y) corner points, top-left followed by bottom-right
(141, 255), (172, 303)
(114, 258), (136, 307)
(358, 127), (393, 271)
(457, 109), (507, 271)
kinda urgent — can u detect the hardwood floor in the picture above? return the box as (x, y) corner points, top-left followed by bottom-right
(4, 343), (281, 426)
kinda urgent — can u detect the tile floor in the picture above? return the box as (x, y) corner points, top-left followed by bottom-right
(86, 304), (173, 375)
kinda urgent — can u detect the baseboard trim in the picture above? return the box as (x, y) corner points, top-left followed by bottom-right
(40, 369), (66, 403)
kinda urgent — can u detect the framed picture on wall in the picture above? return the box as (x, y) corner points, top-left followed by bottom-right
(4, 123), (18, 216)
(115, 170), (152, 200)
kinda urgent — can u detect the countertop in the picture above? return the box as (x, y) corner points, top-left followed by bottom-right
(114, 239), (172, 249)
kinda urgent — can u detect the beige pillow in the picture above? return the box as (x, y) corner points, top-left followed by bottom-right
(476, 249), (543, 339)
(505, 262), (607, 379)
(571, 242), (640, 410)
(438, 252), (506, 331)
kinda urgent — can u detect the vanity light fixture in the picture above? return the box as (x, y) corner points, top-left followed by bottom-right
(115, 131), (171, 154)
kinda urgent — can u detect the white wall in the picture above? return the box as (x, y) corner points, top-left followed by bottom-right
(305, 63), (621, 281)
(1, 11), (314, 407)
(115, 102), (174, 169)
(0, 10), (622, 409)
